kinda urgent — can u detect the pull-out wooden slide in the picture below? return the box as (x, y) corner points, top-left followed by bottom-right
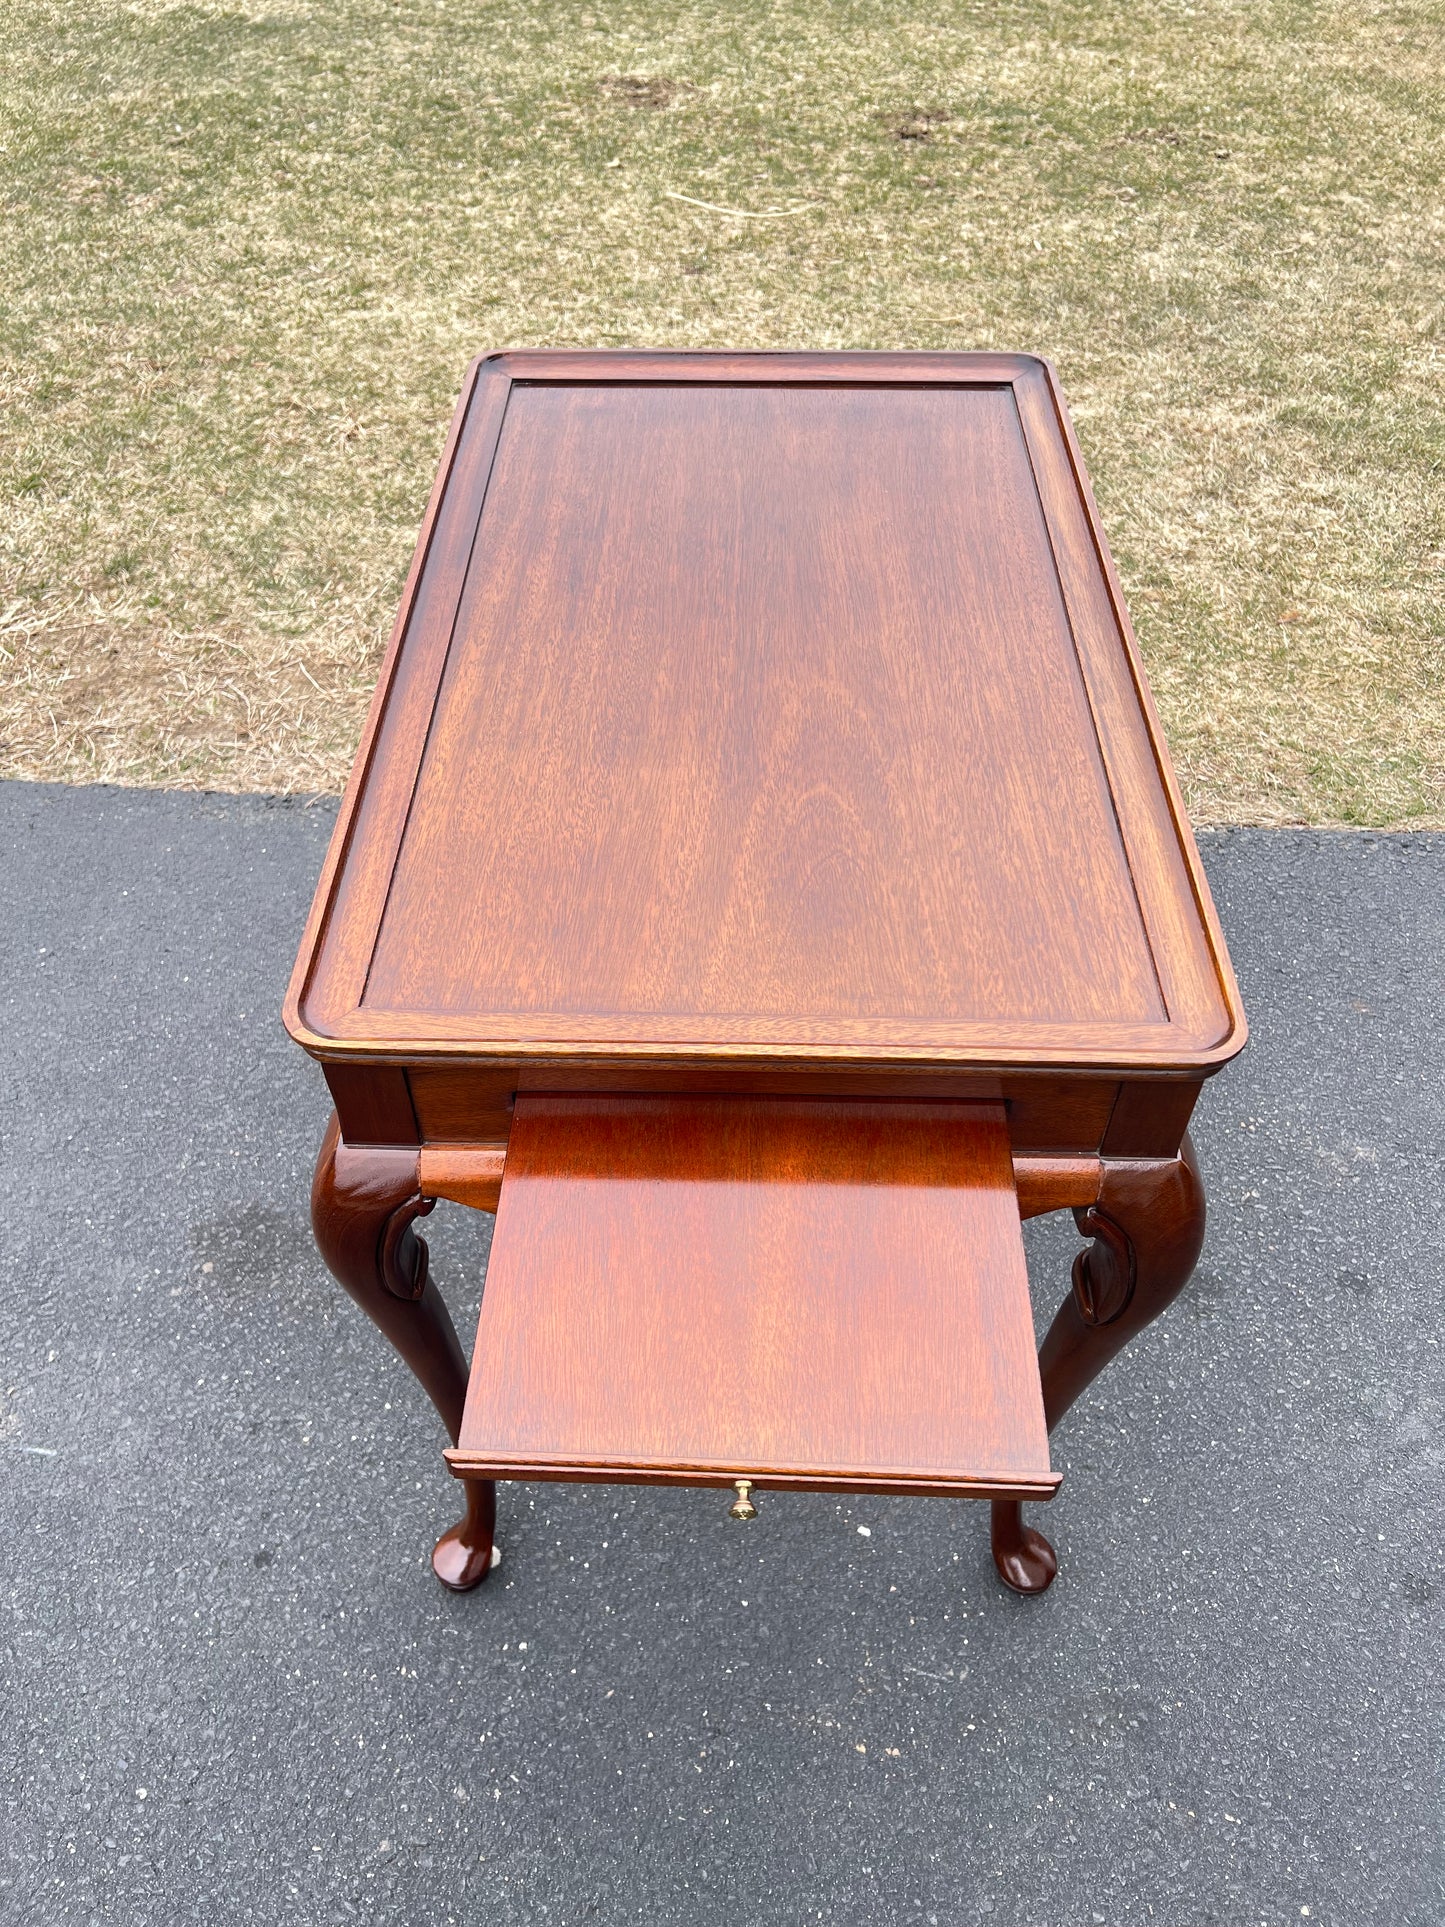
(447, 1095), (1058, 1504)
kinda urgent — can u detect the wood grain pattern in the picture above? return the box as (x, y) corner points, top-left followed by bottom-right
(322, 1062), (418, 1146)
(448, 1095), (1058, 1499)
(1100, 1077), (1202, 1156)
(1014, 1156), (1102, 1219)
(370, 381), (1158, 1032)
(405, 1061), (1126, 1156)
(419, 1142), (506, 1212)
(285, 351), (1246, 1078)
(282, 355), (1246, 1594)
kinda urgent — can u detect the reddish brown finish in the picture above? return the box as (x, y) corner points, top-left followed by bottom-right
(1046, 1133), (1207, 1427)
(310, 1114), (497, 1586)
(405, 1062), (1128, 1158)
(432, 1479), (498, 1592)
(419, 1142), (507, 1213)
(1100, 1078), (1203, 1158)
(1014, 1156), (1103, 1220)
(285, 352), (1244, 1076)
(991, 1134), (1207, 1592)
(364, 382), (1161, 1043)
(286, 351), (1246, 1600)
(1004, 1080), (1120, 1155)
(449, 1096), (1058, 1500)
(408, 1067), (514, 1146)
(322, 1062), (419, 1146)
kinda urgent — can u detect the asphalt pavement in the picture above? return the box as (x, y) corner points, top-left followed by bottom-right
(1, 779), (1442, 1926)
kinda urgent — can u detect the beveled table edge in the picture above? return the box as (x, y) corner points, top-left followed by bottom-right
(442, 1449), (1062, 1502)
(282, 347), (1248, 1081)
(280, 1019), (1248, 1078)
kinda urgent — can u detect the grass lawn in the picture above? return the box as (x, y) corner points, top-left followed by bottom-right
(1, 0), (1441, 824)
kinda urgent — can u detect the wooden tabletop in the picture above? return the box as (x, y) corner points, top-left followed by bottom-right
(286, 351), (1244, 1078)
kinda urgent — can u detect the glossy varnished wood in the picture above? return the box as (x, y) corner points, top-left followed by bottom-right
(398, 1061), (1133, 1158)
(309, 1114), (499, 1588)
(285, 350), (1248, 1601)
(448, 1095), (1058, 1499)
(991, 1135), (1207, 1592)
(286, 351), (1244, 1074)
(364, 381), (1159, 1038)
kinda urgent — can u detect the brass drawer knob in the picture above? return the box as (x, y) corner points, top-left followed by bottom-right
(729, 1479), (757, 1521)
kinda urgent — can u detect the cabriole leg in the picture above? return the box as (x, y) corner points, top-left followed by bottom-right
(992, 1134), (1207, 1595)
(310, 1112), (497, 1591)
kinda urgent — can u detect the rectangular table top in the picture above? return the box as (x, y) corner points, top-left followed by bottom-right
(286, 350), (1244, 1077)
(447, 1094), (1058, 1499)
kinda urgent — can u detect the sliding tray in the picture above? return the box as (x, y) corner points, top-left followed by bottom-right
(447, 1095), (1059, 1503)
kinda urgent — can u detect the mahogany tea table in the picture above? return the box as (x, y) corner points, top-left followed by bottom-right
(284, 350), (1246, 1598)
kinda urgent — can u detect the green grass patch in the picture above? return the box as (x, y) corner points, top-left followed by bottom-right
(1, 0), (1441, 821)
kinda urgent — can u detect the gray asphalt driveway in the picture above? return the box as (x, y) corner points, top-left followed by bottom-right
(2, 781), (1442, 1925)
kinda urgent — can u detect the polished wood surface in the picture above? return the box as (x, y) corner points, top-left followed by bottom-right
(310, 1117), (455, 1432)
(309, 1115), (500, 1587)
(286, 351), (1244, 1075)
(992, 1133), (1206, 1592)
(367, 381), (1158, 1036)
(394, 1059), (1131, 1159)
(449, 1095), (1058, 1500)
(288, 350), (1248, 1600)
(418, 1141), (506, 1213)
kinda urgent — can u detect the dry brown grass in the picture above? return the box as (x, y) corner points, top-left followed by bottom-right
(2, 0), (1441, 822)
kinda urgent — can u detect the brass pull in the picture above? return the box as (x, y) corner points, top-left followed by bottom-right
(729, 1479), (757, 1521)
